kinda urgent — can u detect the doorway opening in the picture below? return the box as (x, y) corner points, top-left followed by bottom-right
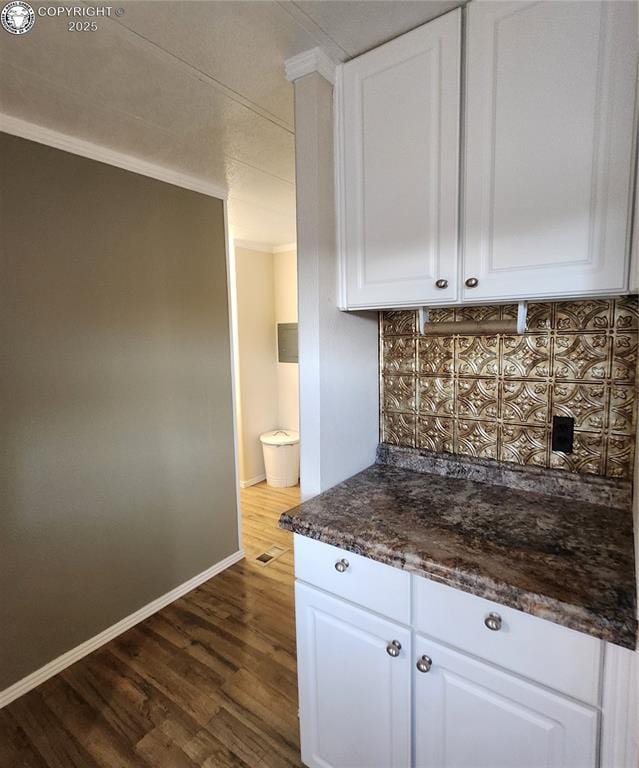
(228, 239), (300, 560)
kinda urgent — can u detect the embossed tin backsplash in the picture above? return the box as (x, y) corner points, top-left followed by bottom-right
(380, 298), (638, 479)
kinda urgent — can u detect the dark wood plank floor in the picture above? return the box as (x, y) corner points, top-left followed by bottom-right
(1, 482), (303, 768)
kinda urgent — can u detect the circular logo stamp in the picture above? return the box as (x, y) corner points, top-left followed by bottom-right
(1, 1), (35, 34)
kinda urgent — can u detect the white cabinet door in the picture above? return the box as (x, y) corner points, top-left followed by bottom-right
(414, 635), (598, 768)
(295, 582), (411, 768)
(463, 1), (637, 303)
(339, 9), (461, 309)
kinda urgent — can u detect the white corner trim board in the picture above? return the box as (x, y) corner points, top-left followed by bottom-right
(224, 206), (245, 558)
(285, 47), (336, 84)
(0, 113), (228, 200)
(600, 642), (639, 768)
(0, 549), (244, 710)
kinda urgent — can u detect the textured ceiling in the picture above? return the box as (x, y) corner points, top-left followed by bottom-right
(0, 0), (462, 247)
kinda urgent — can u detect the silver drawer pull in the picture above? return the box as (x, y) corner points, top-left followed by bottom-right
(484, 612), (502, 631)
(416, 655), (432, 673)
(465, 277), (479, 288)
(334, 558), (349, 573)
(386, 640), (402, 658)
(435, 279), (448, 289)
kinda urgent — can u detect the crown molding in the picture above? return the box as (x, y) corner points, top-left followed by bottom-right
(234, 239), (297, 254)
(0, 113), (228, 200)
(275, 2), (347, 64)
(285, 47), (336, 85)
(273, 242), (297, 253)
(234, 239), (276, 253)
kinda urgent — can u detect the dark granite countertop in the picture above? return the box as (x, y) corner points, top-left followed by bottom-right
(280, 447), (637, 649)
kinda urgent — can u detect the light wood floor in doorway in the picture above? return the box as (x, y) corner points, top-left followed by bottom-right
(1, 482), (303, 768)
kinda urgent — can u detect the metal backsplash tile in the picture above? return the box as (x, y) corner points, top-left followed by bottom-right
(379, 297), (638, 479)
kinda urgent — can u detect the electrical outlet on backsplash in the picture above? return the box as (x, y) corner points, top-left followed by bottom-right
(379, 297), (638, 479)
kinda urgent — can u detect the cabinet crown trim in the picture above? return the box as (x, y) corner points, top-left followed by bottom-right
(285, 47), (336, 85)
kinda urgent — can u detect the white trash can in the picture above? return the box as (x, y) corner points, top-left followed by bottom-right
(260, 429), (300, 488)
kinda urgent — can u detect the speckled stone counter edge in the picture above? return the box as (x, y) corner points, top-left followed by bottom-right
(377, 444), (632, 510)
(280, 515), (636, 649)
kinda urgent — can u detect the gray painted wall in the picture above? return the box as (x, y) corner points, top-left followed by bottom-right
(0, 133), (239, 689)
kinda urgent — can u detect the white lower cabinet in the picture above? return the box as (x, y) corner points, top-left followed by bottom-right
(295, 582), (411, 768)
(414, 635), (598, 768)
(293, 536), (627, 768)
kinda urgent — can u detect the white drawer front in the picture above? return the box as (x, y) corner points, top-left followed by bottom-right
(413, 576), (602, 706)
(294, 534), (411, 625)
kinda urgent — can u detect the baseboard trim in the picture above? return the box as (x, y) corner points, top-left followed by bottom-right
(0, 549), (244, 709)
(240, 474), (266, 488)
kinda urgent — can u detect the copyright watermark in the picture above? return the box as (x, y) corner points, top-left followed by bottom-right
(36, 5), (124, 16)
(1, 1), (35, 34)
(1, 2), (125, 34)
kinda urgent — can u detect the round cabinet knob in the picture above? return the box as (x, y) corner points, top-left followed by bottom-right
(386, 640), (402, 658)
(334, 558), (349, 573)
(484, 612), (502, 631)
(435, 279), (448, 289)
(416, 655), (432, 673)
(465, 277), (479, 288)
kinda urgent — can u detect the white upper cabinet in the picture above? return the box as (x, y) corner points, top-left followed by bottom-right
(338, 9), (461, 309)
(462, 0), (638, 303)
(336, 1), (638, 309)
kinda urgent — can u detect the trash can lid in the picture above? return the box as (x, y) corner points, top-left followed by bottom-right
(260, 429), (300, 446)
